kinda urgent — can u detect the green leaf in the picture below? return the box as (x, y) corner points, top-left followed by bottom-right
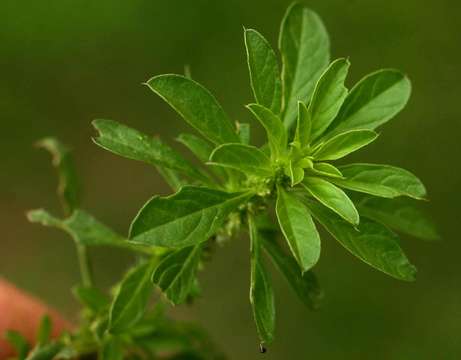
(92, 119), (210, 184)
(246, 104), (287, 159)
(261, 230), (323, 310)
(36, 315), (52, 346)
(244, 28), (282, 114)
(129, 186), (253, 248)
(313, 129), (378, 160)
(279, 3), (330, 128)
(285, 160), (304, 186)
(357, 196), (440, 241)
(72, 285), (110, 313)
(275, 186), (321, 272)
(146, 74), (239, 145)
(302, 177), (359, 225)
(176, 133), (226, 180)
(27, 209), (130, 248)
(109, 261), (156, 334)
(248, 215), (275, 344)
(307, 58), (350, 141)
(327, 69), (411, 136)
(209, 143), (273, 177)
(294, 101), (311, 148)
(152, 245), (202, 305)
(5, 331), (30, 360)
(36, 138), (80, 214)
(331, 163), (427, 199)
(309, 162), (343, 178)
(305, 199), (416, 281)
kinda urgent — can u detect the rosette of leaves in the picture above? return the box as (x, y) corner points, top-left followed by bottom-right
(21, 2), (439, 356)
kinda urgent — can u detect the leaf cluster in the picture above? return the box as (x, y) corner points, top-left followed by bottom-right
(6, 2), (438, 358)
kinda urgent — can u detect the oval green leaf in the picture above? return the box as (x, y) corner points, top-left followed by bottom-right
(247, 104), (287, 159)
(279, 3), (330, 128)
(109, 261), (156, 334)
(309, 162), (343, 178)
(275, 186), (321, 273)
(332, 163), (427, 199)
(129, 186), (253, 248)
(146, 74), (240, 145)
(93, 119), (211, 184)
(209, 143), (273, 177)
(27, 209), (136, 250)
(245, 29), (282, 114)
(294, 101), (312, 148)
(313, 129), (378, 161)
(327, 69), (411, 136)
(308, 58), (350, 141)
(305, 199), (417, 281)
(248, 215), (275, 344)
(302, 177), (359, 225)
(152, 245), (202, 305)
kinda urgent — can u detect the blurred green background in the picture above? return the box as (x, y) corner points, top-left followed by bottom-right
(1, 0), (460, 358)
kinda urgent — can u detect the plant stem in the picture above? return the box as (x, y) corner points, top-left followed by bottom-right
(76, 243), (93, 287)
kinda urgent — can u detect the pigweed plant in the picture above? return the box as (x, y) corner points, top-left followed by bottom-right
(7, 3), (439, 359)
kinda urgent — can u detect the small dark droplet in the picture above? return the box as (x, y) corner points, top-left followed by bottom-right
(259, 343), (267, 354)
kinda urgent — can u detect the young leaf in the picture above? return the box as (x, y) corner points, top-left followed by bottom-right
(27, 209), (132, 248)
(275, 186), (321, 273)
(244, 28), (282, 114)
(309, 162), (343, 178)
(36, 138), (80, 214)
(246, 104), (287, 159)
(36, 315), (52, 346)
(305, 199), (416, 281)
(72, 285), (110, 313)
(209, 143), (273, 177)
(129, 186), (253, 248)
(331, 163), (427, 199)
(302, 177), (359, 225)
(279, 3), (330, 128)
(109, 261), (156, 334)
(261, 230), (323, 310)
(357, 196), (440, 241)
(4, 331), (29, 360)
(307, 58), (350, 141)
(92, 119), (211, 184)
(151, 245), (202, 305)
(312, 129), (378, 160)
(327, 69), (411, 136)
(248, 215), (275, 344)
(288, 160), (305, 186)
(295, 101), (311, 148)
(145, 74), (240, 145)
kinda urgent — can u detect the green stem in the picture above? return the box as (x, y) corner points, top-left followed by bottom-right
(76, 243), (93, 287)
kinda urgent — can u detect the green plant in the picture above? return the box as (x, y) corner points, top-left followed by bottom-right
(6, 2), (438, 359)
